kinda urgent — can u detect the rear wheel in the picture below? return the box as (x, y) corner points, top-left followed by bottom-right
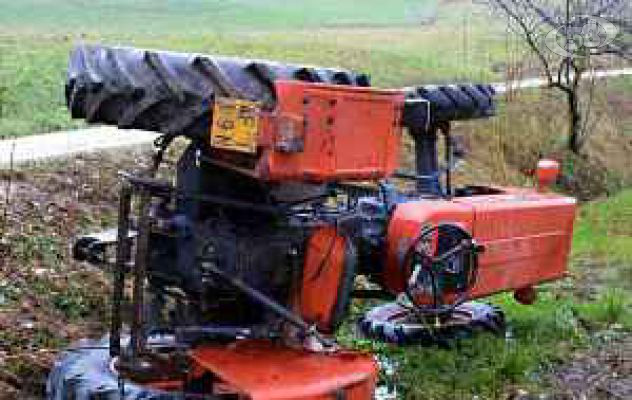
(65, 45), (370, 141)
(47, 336), (216, 400)
(65, 45), (496, 141)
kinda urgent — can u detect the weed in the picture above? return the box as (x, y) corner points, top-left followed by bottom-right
(50, 281), (107, 320)
(0, 85), (5, 118)
(574, 289), (632, 329)
(572, 189), (632, 264)
(338, 283), (632, 399)
(10, 234), (63, 268)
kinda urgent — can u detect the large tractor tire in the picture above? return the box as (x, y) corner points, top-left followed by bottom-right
(66, 44), (370, 140)
(66, 44), (496, 140)
(47, 336), (195, 400)
(402, 84), (496, 129)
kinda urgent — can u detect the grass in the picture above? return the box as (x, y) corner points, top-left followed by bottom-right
(0, 0), (441, 33)
(574, 289), (632, 330)
(339, 293), (586, 399)
(573, 189), (632, 265)
(0, 0), (510, 137)
(604, 75), (632, 138)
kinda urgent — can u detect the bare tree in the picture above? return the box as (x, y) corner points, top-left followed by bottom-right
(486, 0), (632, 153)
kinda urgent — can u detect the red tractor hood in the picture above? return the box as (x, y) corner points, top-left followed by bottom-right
(384, 187), (576, 298)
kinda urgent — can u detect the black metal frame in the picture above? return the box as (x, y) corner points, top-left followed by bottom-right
(108, 171), (357, 362)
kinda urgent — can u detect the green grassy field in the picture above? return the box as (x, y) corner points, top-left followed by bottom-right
(1, 0), (442, 33)
(0, 0), (509, 137)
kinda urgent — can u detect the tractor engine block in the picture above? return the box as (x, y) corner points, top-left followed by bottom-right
(147, 211), (302, 328)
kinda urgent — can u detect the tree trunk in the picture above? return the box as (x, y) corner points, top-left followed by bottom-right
(567, 89), (583, 154)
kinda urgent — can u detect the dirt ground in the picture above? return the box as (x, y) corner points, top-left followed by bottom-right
(0, 150), (149, 398)
(552, 334), (632, 399)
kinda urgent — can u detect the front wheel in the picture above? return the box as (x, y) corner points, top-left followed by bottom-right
(358, 301), (505, 346)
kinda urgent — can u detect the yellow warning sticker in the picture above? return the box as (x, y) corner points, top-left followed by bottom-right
(210, 98), (260, 154)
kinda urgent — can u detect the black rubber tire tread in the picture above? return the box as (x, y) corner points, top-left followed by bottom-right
(358, 301), (505, 346)
(404, 83), (496, 126)
(66, 44), (370, 140)
(461, 84), (492, 109)
(46, 337), (193, 400)
(67, 44), (496, 137)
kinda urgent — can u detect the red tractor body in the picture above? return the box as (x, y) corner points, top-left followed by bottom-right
(209, 80), (577, 306)
(189, 341), (377, 400)
(384, 188), (576, 299)
(50, 46), (577, 400)
(211, 81), (404, 182)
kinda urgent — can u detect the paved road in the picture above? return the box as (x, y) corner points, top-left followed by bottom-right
(493, 67), (632, 93)
(0, 127), (159, 168)
(1, 68), (631, 168)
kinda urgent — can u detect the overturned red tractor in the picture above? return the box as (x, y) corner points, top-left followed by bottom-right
(48, 45), (575, 399)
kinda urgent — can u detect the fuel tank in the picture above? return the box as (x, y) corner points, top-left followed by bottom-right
(383, 187), (576, 299)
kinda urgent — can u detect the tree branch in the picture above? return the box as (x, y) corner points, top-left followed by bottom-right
(491, 0), (557, 86)
(487, 0), (631, 154)
(522, 0), (560, 28)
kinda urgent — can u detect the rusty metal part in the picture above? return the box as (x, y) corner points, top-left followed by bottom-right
(200, 260), (334, 349)
(110, 183), (132, 358)
(129, 187), (152, 359)
(514, 286), (538, 305)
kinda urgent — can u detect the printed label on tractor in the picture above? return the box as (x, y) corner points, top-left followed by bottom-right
(211, 98), (260, 154)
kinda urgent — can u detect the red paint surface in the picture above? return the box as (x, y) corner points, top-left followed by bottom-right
(300, 227), (348, 333)
(384, 188), (576, 301)
(190, 340), (377, 399)
(536, 159), (560, 190)
(257, 81), (404, 182)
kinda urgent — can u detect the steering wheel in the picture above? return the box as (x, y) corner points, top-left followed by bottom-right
(403, 224), (480, 315)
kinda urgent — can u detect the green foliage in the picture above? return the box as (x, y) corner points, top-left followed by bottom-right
(0, 84), (5, 119)
(574, 289), (632, 330)
(572, 189), (632, 266)
(51, 285), (101, 320)
(608, 75), (632, 93)
(338, 287), (632, 399)
(0, 0), (446, 33)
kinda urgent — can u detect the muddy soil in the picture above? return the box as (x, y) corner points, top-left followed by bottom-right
(550, 333), (632, 400)
(0, 149), (150, 398)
